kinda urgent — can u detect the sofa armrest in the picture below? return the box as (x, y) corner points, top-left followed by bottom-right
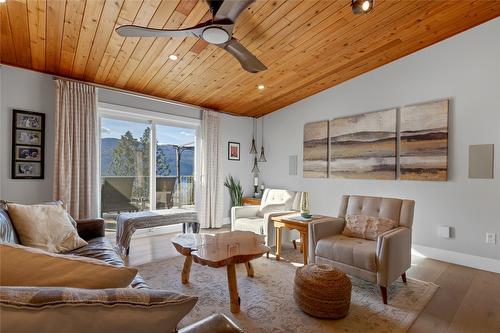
(308, 217), (345, 263)
(76, 218), (105, 240)
(376, 227), (412, 287)
(230, 205), (260, 230)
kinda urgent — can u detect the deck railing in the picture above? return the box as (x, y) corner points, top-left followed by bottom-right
(100, 175), (195, 214)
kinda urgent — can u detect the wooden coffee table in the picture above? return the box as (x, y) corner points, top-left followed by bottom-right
(171, 231), (270, 313)
(272, 214), (343, 265)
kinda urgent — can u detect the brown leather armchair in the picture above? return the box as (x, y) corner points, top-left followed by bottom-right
(308, 195), (415, 304)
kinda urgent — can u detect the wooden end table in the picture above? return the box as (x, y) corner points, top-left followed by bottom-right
(242, 196), (262, 205)
(272, 214), (342, 265)
(171, 231), (270, 313)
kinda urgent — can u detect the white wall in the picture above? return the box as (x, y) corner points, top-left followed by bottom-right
(0, 66), (55, 203)
(219, 113), (255, 222)
(260, 18), (500, 261)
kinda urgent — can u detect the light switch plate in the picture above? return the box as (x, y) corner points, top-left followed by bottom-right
(486, 233), (496, 244)
(438, 225), (451, 239)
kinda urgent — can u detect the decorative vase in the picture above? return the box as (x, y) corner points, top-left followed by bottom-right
(300, 192), (310, 217)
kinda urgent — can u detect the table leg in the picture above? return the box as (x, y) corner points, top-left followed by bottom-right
(182, 255), (193, 284)
(275, 226), (282, 261)
(302, 231), (308, 265)
(226, 264), (240, 313)
(244, 262), (254, 277)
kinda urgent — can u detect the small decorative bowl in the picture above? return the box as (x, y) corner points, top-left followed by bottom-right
(301, 213), (312, 219)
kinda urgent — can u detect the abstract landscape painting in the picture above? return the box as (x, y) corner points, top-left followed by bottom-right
(303, 120), (329, 178)
(400, 100), (449, 181)
(329, 109), (397, 179)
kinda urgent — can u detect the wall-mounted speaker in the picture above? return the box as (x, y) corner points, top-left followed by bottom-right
(469, 144), (494, 179)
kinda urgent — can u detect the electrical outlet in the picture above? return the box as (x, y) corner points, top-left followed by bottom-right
(485, 233), (496, 244)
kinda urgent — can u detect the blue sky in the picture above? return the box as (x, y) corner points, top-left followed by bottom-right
(101, 118), (195, 145)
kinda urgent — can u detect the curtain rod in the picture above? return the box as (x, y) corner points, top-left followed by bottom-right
(51, 75), (245, 117)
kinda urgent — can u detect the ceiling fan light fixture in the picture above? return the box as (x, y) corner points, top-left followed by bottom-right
(169, 54), (178, 61)
(352, 0), (374, 14)
(202, 27), (230, 44)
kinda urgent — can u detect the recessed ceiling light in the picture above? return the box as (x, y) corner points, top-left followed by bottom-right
(257, 84), (265, 90)
(352, 0), (374, 14)
(169, 54), (178, 61)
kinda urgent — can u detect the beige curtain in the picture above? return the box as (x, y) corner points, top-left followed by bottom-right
(53, 79), (97, 219)
(196, 110), (224, 228)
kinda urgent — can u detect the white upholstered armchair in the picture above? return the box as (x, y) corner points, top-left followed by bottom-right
(231, 189), (301, 247)
(308, 195), (415, 304)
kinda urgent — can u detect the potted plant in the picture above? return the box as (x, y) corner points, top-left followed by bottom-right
(224, 175), (243, 208)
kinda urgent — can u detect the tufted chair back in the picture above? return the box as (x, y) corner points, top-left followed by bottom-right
(337, 195), (415, 228)
(260, 189), (298, 211)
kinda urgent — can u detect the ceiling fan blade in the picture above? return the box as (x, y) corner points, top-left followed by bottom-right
(221, 38), (267, 73)
(213, 0), (255, 23)
(116, 25), (205, 38)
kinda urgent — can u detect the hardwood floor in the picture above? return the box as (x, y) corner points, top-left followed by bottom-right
(122, 230), (500, 333)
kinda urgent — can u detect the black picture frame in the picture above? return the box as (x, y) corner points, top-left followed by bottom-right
(228, 141), (240, 161)
(11, 110), (45, 179)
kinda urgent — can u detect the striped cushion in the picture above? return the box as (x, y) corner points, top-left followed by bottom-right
(1, 286), (197, 333)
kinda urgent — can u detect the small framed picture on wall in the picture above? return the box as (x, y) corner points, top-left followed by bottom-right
(12, 110), (45, 179)
(228, 142), (240, 161)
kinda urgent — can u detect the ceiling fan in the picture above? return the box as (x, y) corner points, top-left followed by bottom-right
(116, 0), (267, 73)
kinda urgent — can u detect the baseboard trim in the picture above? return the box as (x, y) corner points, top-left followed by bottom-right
(412, 245), (500, 274)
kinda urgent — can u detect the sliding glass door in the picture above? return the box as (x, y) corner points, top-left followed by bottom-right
(99, 110), (197, 232)
(155, 124), (195, 210)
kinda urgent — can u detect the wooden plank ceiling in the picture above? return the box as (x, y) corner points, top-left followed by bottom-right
(1, 0), (499, 117)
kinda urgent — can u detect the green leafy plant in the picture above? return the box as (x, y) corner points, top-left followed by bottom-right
(224, 175), (243, 207)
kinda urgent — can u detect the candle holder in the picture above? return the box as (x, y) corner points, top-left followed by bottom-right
(253, 185), (259, 198)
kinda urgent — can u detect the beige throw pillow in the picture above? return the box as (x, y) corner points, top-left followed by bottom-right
(0, 243), (138, 289)
(6, 203), (87, 252)
(342, 214), (396, 240)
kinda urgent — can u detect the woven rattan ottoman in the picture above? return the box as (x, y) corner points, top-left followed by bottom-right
(293, 264), (352, 319)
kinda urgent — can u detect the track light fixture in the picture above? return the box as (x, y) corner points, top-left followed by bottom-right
(352, 0), (374, 14)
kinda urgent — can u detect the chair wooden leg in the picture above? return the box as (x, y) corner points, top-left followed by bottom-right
(380, 286), (388, 305)
(292, 239), (297, 250)
(401, 272), (407, 283)
(266, 252), (269, 259)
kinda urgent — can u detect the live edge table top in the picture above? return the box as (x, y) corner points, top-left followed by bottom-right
(171, 231), (270, 268)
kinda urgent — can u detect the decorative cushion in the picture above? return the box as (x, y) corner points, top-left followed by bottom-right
(6, 203), (86, 252)
(0, 286), (197, 333)
(342, 214), (396, 240)
(0, 243), (137, 289)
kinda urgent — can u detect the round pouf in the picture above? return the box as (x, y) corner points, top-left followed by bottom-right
(293, 264), (352, 319)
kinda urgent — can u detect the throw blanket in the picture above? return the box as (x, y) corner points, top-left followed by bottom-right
(116, 209), (198, 254)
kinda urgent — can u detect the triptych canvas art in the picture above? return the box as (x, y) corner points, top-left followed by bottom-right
(303, 99), (449, 181)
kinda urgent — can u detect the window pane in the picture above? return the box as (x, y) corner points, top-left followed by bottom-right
(155, 125), (195, 210)
(100, 118), (151, 231)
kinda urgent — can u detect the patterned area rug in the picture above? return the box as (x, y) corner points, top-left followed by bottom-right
(136, 247), (437, 333)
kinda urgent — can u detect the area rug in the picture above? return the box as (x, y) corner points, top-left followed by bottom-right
(136, 247), (437, 333)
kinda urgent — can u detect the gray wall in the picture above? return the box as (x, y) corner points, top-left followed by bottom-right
(260, 18), (500, 260)
(219, 114), (255, 222)
(0, 66), (55, 203)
